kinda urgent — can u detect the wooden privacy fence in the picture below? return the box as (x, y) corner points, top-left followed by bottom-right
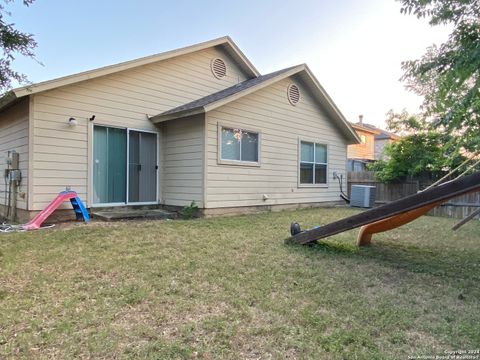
(347, 171), (419, 202)
(347, 171), (480, 220)
(429, 192), (480, 219)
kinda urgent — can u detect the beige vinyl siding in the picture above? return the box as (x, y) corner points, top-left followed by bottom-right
(0, 99), (29, 210)
(205, 76), (349, 208)
(162, 114), (204, 207)
(31, 46), (249, 210)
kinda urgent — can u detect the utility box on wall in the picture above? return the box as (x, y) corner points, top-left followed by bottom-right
(350, 185), (376, 208)
(6, 150), (19, 169)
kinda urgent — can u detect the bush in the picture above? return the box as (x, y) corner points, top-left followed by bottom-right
(179, 201), (199, 219)
(368, 132), (461, 182)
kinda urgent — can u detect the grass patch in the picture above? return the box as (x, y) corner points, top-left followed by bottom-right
(0, 207), (479, 358)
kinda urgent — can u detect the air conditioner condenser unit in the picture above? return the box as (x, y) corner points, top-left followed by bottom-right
(350, 185), (376, 208)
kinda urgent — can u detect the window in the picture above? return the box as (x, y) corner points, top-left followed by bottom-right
(299, 141), (327, 185)
(360, 134), (366, 144)
(220, 127), (259, 163)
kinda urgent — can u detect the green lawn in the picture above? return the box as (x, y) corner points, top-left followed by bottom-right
(0, 207), (479, 359)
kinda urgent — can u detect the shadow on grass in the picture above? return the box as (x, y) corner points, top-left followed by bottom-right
(285, 238), (479, 286)
(313, 240), (358, 254)
(357, 241), (479, 283)
(283, 238), (359, 260)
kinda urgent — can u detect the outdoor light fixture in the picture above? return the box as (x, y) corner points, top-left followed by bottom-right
(68, 117), (78, 127)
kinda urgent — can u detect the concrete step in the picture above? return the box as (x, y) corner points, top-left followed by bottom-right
(91, 209), (176, 221)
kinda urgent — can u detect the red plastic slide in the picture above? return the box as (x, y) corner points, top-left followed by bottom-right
(23, 191), (87, 230)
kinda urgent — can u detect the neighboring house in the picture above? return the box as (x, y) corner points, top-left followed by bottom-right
(0, 36), (359, 221)
(347, 119), (380, 171)
(356, 121), (400, 160)
(347, 117), (401, 171)
(373, 129), (400, 160)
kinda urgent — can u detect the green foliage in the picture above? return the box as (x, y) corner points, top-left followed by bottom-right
(385, 109), (428, 134)
(397, 0), (480, 152)
(0, 0), (37, 92)
(179, 200), (199, 219)
(369, 111), (466, 182)
(369, 132), (443, 182)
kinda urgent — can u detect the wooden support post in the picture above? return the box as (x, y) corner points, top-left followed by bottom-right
(452, 208), (480, 231)
(356, 201), (442, 246)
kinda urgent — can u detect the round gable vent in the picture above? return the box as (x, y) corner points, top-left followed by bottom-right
(211, 58), (227, 79)
(287, 84), (300, 105)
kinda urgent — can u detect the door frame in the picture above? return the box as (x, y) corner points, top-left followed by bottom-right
(126, 128), (159, 205)
(90, 124), (159, 208)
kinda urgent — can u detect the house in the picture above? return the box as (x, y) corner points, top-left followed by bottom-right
(372, 128), (400, 160)
(347, 116), (401, 171)
(0, 36), (359, 222)
(347, 116), (380, 171)
(355, 121), (400, 160)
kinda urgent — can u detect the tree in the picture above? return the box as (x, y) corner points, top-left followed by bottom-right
(0, 0), (37, 93)
(369, 133), (445, 182)
(397, 0), (480, 152)
(384, 108), (428, 135)
(369, 110), (466, 182)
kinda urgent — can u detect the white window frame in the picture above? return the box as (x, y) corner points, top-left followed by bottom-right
(217, 123), (261, 167)
(298, 138), (329, 188)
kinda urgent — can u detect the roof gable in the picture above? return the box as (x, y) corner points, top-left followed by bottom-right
(0, 36), (259, 110)
(150, 66), (299, 122)
(151, 64), (360, 144)
(351, 123), (381, 135)
(357, 122), (400, 140)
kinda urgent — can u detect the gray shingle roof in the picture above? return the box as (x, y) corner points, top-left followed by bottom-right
(157, 66), (299, 118)
(355, 122), (399, 140)
(149, 63), (359, 144)
(375, 132), (394, 140)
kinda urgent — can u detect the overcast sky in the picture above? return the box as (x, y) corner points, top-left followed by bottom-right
(8, 0), (450, 128)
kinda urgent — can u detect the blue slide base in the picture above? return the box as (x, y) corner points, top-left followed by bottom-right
(70, 196), (90, 223)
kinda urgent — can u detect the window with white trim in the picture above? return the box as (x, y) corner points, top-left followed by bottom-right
(221, 127), (259, 163)
(300, 141), (327, 184)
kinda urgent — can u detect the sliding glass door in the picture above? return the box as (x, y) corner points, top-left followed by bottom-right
(93, 125), (157, 205)
(93, 126), (127, 204)
(128, 130), (157, 203)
